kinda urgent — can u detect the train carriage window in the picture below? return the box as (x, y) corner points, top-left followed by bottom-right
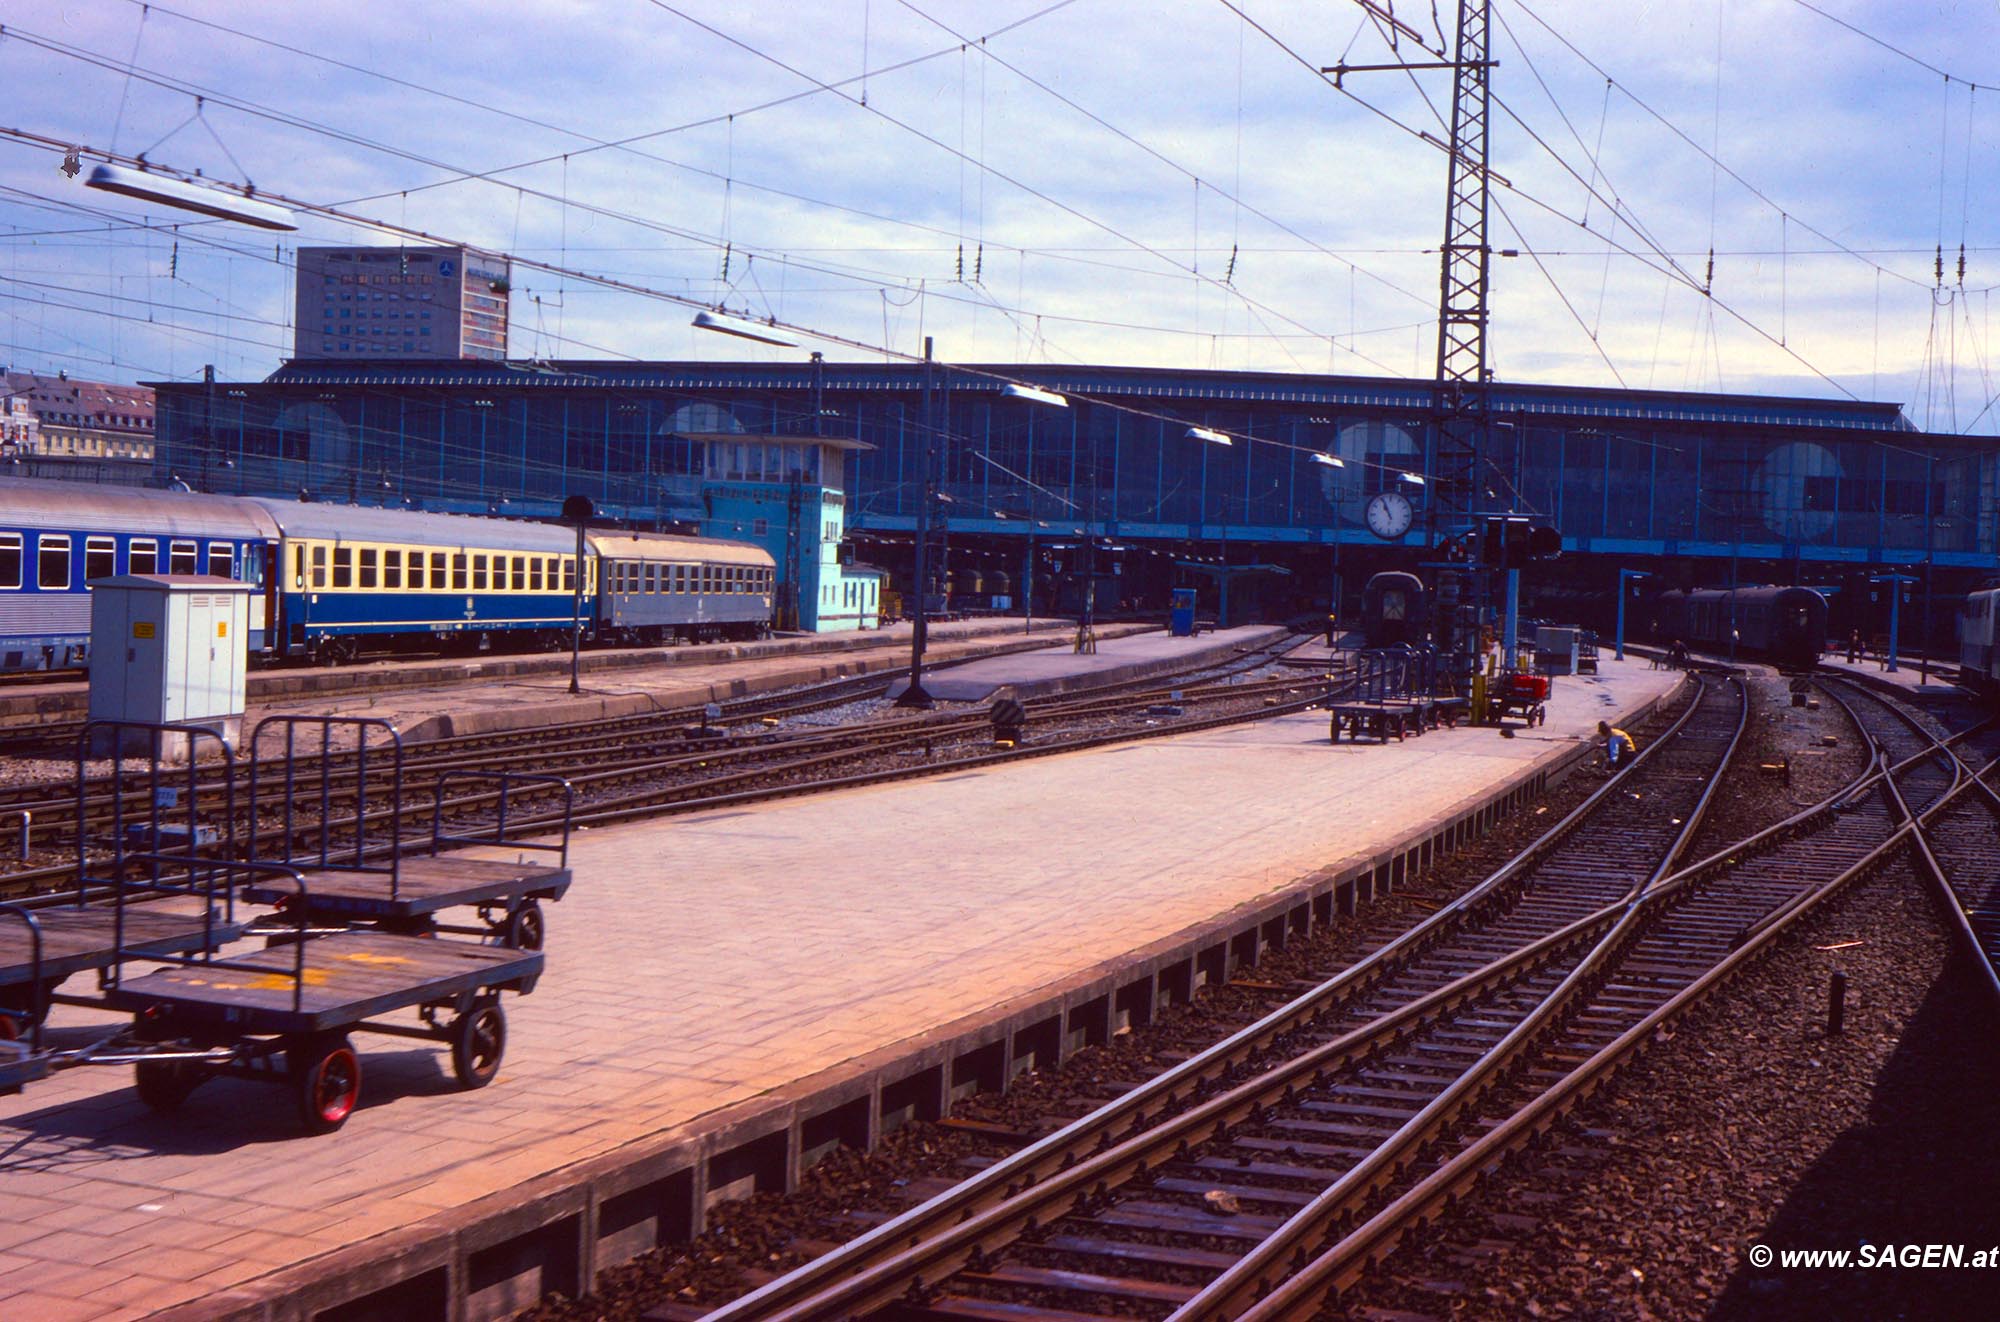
(293, 544), (306, 588)
(432, 552), (448, 587)
(38, 535), (70, 589)
(332, 547), (353, 589)
(472, 554), (488, 591)
(645, 564), (659, 594)
(0, 533), (19, 589)
(529, 558), (543, 593)
(359, 548), (378, 589)
(129, 539), (158, 576)
(544, 556), (558, 590)
(384, 549), (402, 590)
(408, 552), (425, 591)
(562, 557), (575, 593)
(207, 543), (233, 578)
(511, 556), (526, 592)
(168, 540), (198, 576)
(85, 536), (115, 582)
(452, 553), (468, 590)
(311, 545), (327, 588)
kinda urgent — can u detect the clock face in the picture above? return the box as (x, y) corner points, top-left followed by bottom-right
(1365, 491), (1414, 540)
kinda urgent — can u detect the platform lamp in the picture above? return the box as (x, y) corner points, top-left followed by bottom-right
(1184, 428), (1232, 624)
(1869, 572), (1918, 673)
(894, 340), (946, 708)
(989, 383), (1071, 650)
(1616, 569), (1650, 661)
(562, 494), (594, 695)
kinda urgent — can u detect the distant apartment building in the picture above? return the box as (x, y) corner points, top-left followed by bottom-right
(1, 370), (154, 481)
(294, 245), (510, 361)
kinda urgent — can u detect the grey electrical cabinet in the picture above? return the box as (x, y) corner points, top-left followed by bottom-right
(88, 574), (254, 759)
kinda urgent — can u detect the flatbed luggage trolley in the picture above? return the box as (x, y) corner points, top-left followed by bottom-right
(96, 856), (544, 1132)
(1491, 669), (1550, 726)
(237, 715), (574, 950)
(0, 721), (248, 1034)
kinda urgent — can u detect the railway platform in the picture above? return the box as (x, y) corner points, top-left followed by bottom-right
(0, 658), (1682, 1321)
(0, 617), (1149, 735)
(882, 623), (1291, 702)
(213, 620), (1156, 748)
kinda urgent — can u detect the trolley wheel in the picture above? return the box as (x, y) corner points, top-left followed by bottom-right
(504, 901), (545, 951)
(135, 1058), (206, 1112)
(291, 1033), (362, 1134)
(450, 997), (506, 1090)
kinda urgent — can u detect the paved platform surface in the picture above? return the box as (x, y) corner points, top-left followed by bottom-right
(883, 623), (1287, 702)
(0, 657), (1680, 1319)
(1815, 652), (1963, 699)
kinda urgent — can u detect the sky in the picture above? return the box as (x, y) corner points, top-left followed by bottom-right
(0, 0), (1996, 433)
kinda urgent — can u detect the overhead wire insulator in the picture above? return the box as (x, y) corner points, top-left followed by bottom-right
(1225, 243), (1238, 284)
(956, 244), (963, 281)
(973, 244), (983, 283)
(721, 242), (732, 283)
(1704, 248), (1714, 296)
(1935, 244), (1944, 286)
(1958, 243), (1967, 285)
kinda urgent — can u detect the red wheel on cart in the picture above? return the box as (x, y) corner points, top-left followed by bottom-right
(450, 997), (506, 1090)
(292, 1034), (362, 1133)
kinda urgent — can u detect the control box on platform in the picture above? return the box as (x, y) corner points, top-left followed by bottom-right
(87, 574), (253, 760)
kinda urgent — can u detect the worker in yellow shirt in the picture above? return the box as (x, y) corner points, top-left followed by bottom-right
(1598, 720), (1637, 769)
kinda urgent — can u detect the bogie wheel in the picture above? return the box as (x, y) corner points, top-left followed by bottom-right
(0, 1010), (17, 1042)
(505, 901), (545, 951)
(291, 1033), (362, 1134)
(450, 998), (506, 1090)
(135, 1058), (206, 1112)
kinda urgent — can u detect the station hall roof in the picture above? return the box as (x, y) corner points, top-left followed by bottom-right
(221, 359), (1920, 435)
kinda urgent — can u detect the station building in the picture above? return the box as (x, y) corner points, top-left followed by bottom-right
(150, 358), (1993, 641)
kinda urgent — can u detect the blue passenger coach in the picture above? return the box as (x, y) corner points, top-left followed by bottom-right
(0, 477), (277, 670)
(0, 477), (779, 669)
(249, 500), (583, 664)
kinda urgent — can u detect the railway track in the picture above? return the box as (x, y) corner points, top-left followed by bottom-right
(0, 634), (1321, 900)
(695, 676), (1992, 1322)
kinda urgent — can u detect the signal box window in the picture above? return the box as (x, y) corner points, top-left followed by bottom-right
(86, 536), (115, 582)
(38, 535), (70, 589)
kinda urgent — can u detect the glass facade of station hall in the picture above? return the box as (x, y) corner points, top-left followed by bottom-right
(151, 359), (1994, 571)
